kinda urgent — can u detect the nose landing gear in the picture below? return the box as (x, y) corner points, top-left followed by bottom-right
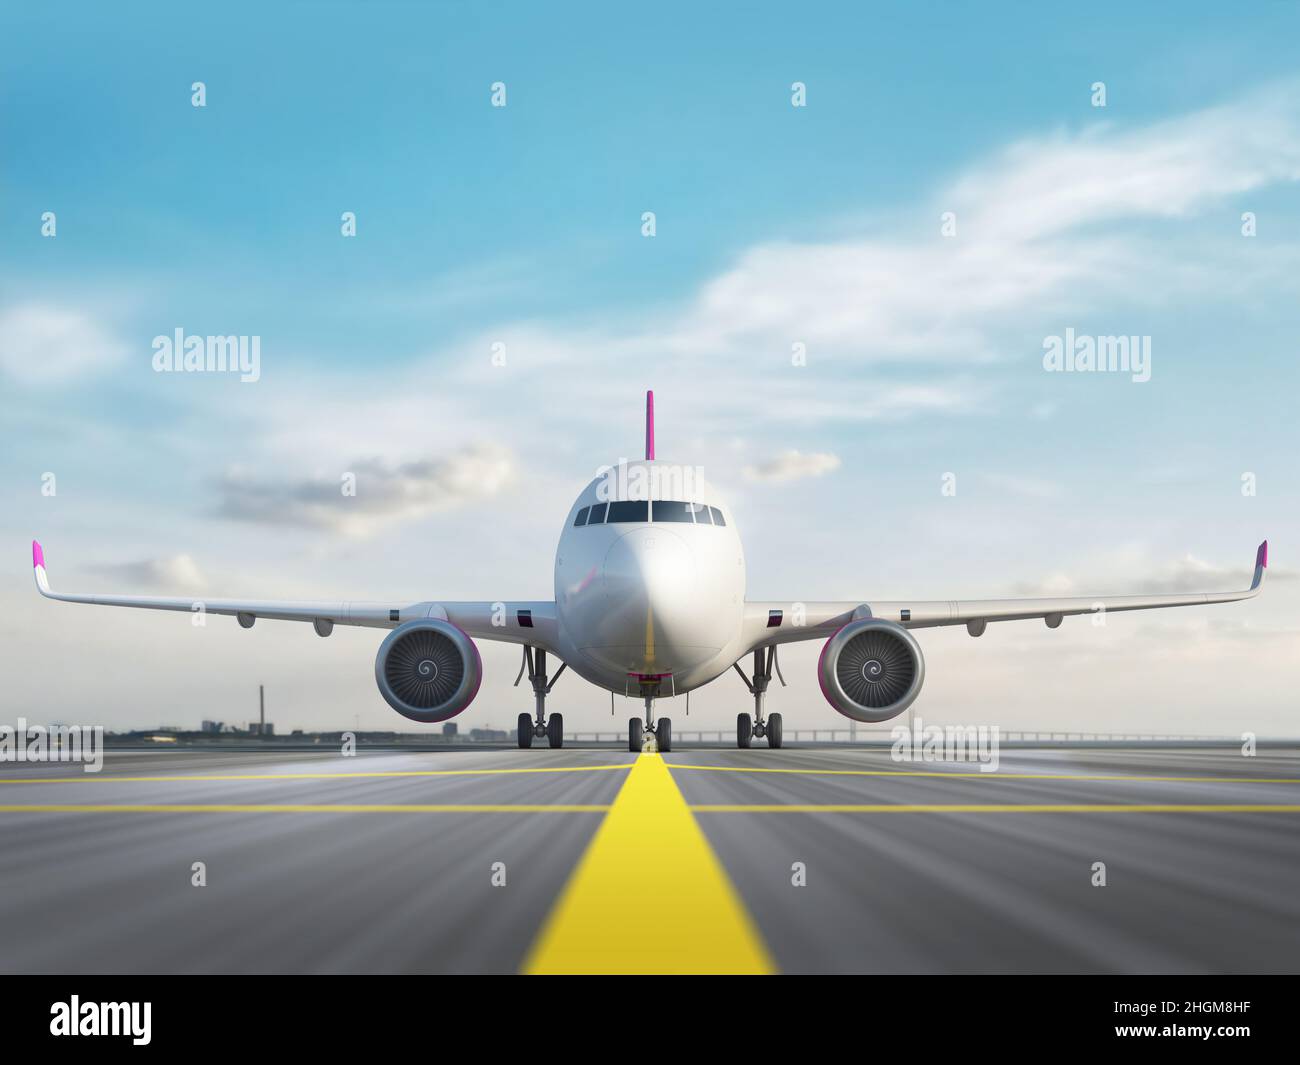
(733, 647), (785, 749)
(628, 681), (671, 752)
(514, 647), (567, 749)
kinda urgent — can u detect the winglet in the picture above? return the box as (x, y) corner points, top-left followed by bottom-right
(645, 389), (655, 461)
(32, 539), (50, 595)
(1250, 539), (1268, 593)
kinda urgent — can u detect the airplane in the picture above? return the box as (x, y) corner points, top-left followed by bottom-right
(32, 391), (1267, 752)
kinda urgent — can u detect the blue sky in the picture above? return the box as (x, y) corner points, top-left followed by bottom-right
(2, 1), (1297, 734)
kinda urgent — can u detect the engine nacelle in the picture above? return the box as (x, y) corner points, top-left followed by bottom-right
(374, 619), (482, 723)
(817, 617), (925, 723)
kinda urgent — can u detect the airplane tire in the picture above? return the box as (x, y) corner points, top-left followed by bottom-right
(517, 713), (533, 749)
(547, 713), (564, 749)
(737, 713), (752, 749)
(656, 718), (671, 753)
(629, 718), (643, 752)
(768, 712), (783, 749)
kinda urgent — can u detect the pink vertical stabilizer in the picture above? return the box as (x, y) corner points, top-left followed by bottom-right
(645, 390), (655, 461)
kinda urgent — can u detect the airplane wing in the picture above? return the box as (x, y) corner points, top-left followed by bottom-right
(30, 540), (559, 651)
(742, 540), (1268, 650)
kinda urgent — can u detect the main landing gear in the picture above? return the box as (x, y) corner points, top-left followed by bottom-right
(733, 647), (785, 749)
(628, 679), (671, 752)
(515, 647), (568, 749)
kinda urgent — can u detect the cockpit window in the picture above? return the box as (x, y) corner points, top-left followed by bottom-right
(578, 499), (725, 527)
(652, 500), (696, 523)
(606, 500), (649, 523)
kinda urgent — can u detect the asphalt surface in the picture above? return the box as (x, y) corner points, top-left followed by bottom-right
(0, 745), (1297, 973)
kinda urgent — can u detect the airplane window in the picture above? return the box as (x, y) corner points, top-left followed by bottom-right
(652, 500), (696, 523)
(574, 506), (590, 527)
(709, 506), (726, 527)
(689, 502), (712, 524)
(588, 502), (608, 524)
(606, 500), (649, 523)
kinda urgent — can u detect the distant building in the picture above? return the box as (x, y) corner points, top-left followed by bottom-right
(442, 722), (458, 737)
(201, 720), (224, 734)
(248, 722), (275, 736)
(469, 728), (507, 742)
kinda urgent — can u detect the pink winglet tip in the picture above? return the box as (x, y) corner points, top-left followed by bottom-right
(32, 540), (44, 568)
(645, 389), (655, 461)
(1257, 540), (1268, 569)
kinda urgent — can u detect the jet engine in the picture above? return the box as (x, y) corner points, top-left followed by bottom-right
(817, 618), (925, 722)
(374, 619), (482, 723)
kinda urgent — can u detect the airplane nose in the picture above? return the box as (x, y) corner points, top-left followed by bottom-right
(603, 526), (695, 617)
(578, 527), (720, 675)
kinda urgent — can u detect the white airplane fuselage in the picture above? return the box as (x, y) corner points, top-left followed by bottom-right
(553, 460), (747, 695)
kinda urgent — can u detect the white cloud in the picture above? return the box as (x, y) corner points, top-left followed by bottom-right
(743, 450), (841, 482)
(0, 304), (125, 384)
(1136, 552), (1294, 595)
(669, 83), (1300, 365)
(1018, 549), (1291, 597)
(215, 445), (515, 537)
(88, 554), (208, 592)
(951, 85), (1300, 241)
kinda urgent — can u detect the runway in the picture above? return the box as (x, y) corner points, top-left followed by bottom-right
(1, 744), (1297, 973)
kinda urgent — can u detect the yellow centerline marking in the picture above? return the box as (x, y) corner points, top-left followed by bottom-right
(669, 765), (1300, 784)
(0, 765), (635, 785)
(0, 804), (610, 814)
(690, 804), (1300, 813)
(523, 753), (774, 975)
